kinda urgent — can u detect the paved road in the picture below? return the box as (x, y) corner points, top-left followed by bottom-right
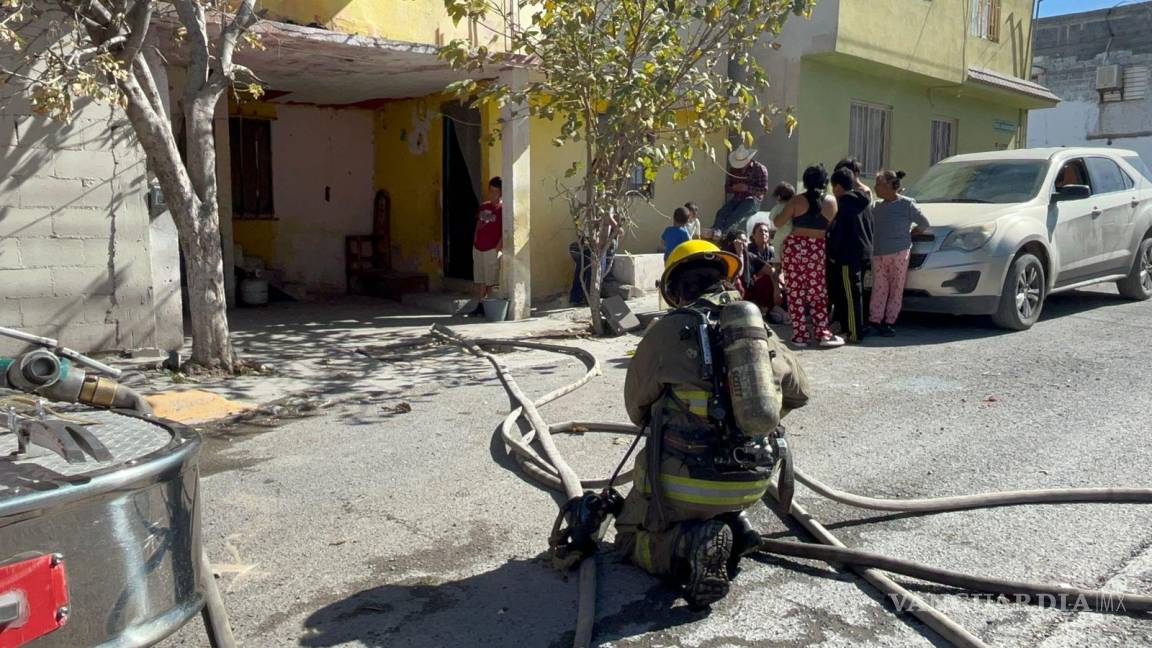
(167, 286), (1152, 647)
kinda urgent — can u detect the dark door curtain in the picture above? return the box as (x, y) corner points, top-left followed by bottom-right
(442, 103), (483, 281)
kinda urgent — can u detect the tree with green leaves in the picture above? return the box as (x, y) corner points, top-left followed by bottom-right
(1, 0), (263, 370)
(440, 0), (812, 333)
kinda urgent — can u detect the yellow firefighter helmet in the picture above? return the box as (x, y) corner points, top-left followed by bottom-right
(661, 240), (741, 304)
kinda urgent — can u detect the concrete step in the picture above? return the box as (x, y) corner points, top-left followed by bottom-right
(401, 291), (473, 315)
(264, 271), (308, 302)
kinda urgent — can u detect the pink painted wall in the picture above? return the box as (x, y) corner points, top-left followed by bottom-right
(270, 104), (375, 295)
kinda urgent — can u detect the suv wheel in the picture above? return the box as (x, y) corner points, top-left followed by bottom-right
(1116, 237), (1152, 301)
(991, 253), (1046, 331)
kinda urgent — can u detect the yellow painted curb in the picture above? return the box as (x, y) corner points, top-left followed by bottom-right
(146, 389), (253, 424)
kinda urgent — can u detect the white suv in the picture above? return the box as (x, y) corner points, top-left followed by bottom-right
(901, 147), (1152, 330)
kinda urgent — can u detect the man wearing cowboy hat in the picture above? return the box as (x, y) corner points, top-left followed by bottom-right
(713, 144), (769, 237)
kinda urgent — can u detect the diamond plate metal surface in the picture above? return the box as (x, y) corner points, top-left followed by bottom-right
(0, 395), (174, 489)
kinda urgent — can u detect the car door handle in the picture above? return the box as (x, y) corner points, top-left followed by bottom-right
(1091, 207), (1102, 217)
(1133, 198), (1141, 208)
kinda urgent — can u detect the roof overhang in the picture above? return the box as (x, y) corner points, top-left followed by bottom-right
(154, 18), (490, 105)
(964, 66), (1061, 109)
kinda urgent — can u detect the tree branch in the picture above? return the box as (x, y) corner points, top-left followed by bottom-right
(0, 66), (41, 85)
(118, 69), (195, 219)
(61, 0), (114, 26)
(74, 34), (125, 59)
(170, 0), (209, 95)
(133, 55), (166, 122)
(211, 0), (257, 92)
(116, 0), (151, 63)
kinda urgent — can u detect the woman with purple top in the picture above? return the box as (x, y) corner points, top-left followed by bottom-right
(867, 170), (930, 337)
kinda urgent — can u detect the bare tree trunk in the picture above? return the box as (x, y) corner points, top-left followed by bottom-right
(120, 56), (235, 370)
(587, 251), (605, 335)
(183, 201), (234, 370)
(181, 94), (234, 370)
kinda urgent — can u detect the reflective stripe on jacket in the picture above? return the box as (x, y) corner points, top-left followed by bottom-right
(635, 464), (770, 514)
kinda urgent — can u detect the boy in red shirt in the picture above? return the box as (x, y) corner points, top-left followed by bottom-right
(467, 177), (503, 317)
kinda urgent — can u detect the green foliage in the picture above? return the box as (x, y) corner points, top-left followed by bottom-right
(1, 0), (264, 123)
(439, 0), (813, 243)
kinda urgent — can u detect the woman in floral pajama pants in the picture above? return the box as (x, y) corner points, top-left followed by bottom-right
(774, 164), (844, 348)
(869, 249), (911, 325)
(783, 236), (835, 345)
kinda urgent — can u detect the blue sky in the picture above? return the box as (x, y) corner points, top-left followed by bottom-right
(1039, 0), (1141, 17)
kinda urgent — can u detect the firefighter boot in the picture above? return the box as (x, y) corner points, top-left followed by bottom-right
(721, 511), (762, 556)
(676, 519), (733, 608)
(717, 511), (762, 576)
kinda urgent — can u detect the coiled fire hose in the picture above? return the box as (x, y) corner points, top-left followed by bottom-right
(432, 325), (1152, 648)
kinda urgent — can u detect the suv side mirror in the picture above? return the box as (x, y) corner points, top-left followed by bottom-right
(1052, 184), (1092, 202)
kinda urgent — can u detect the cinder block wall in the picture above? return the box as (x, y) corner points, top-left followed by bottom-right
(0, 50), (183, 356)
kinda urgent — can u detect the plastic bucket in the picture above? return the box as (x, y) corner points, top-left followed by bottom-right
(482, 298), (509, 322)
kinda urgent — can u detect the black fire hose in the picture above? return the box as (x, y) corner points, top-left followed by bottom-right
(758, 535), (1152, 612)
(433, 326), (1152, 647)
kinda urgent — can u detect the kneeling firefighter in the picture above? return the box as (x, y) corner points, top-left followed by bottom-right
(614, 240), (810, 607)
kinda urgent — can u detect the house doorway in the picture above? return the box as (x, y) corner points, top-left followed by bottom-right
(441, 101), (483, 281)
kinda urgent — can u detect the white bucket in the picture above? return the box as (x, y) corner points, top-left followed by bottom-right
(240, 278), (269, 306)
(482, 297), (509, 322)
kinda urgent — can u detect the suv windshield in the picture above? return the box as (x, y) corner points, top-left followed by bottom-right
(906, 160), (1049, 204)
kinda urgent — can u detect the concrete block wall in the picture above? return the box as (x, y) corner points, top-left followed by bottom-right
(1029, 4), (1152, 161)
(0, 59), (183, 355)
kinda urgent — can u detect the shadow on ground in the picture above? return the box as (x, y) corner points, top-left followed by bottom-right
(822, 287), (1139, 348)
(296, 555), (697, 648)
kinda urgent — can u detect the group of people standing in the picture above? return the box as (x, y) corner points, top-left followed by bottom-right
(775, 159), (931, 346)
(662, 146), (931, 347)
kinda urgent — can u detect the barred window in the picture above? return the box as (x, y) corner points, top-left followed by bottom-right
(930, 118), (957, 166)
(849, 101), (892, 176)
(1124, 65), (1149, 101)
(229, 117), (275, 219)
(969, 0), (1001, 42)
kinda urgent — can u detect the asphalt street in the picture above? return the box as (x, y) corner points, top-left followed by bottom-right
(166, 285), (1152, 647)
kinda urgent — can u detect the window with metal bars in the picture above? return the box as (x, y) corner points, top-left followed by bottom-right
(1123, 65), (1149, 101)
(969, 0), (1001, 42)
(1101, 66), (1148, 103)
(849, 101), (892, 176)
(930, 118), (957, 166)
(229, 117), (275, 219)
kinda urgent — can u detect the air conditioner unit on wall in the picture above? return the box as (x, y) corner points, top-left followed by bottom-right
(1096, 64), (1122, 91)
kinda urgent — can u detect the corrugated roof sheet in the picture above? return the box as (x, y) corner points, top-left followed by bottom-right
(967, 66), (1061, 103)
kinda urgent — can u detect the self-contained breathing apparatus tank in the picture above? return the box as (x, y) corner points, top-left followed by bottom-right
(549, 297), (794, 569)
(719, 301), (783, 438)
(686, 297), (793, 509)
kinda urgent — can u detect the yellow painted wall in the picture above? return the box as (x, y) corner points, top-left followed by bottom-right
(964, 0), (1037, 79)
(233, 219), (278, 265)
(229, 96), (278, 120)
(796, 58), (1021, 186)
(259, 0), (511, 47)
(624, 139), (728, 251)
(375, 96), (446, 288)
(836, 0), (1034, 83)
(524, 116), (728, 299)
(526, 116), (582, 299)
(229, 98), (279, 266)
